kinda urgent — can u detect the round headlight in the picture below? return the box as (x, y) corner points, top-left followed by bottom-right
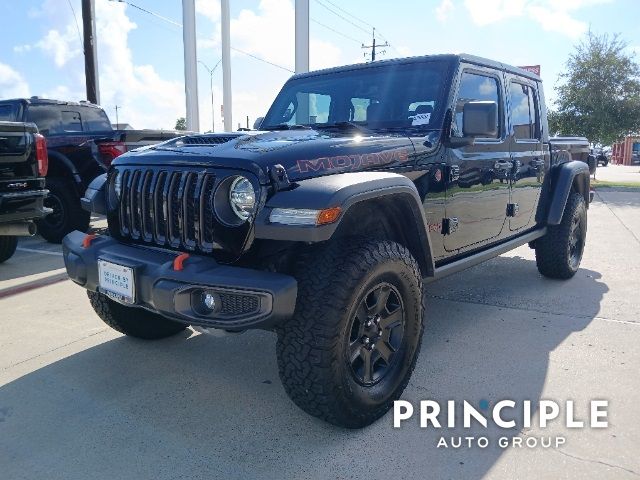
(229, 176), (256, 220)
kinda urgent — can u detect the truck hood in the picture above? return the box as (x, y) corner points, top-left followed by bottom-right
(112, 129), (418, 183)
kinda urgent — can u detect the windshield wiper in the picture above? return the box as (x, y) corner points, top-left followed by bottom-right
(261, 123), (311, 131)
(314, 121), (370, 133)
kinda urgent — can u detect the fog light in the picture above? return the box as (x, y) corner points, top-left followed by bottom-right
(203, 292), (216, 311)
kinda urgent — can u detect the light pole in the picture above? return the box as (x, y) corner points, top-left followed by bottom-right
(198, 59), (222, 132)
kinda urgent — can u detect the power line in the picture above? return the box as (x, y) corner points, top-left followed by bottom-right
(321, 0), (374, 29)
(312, 0), (398, 57)
(66, 0), (84, 52)
(310, 18), (363, 45)
(230, 47), (294, 73)
(106, 0), (293, 73)
(312, 0), (370, 35)
(108, 0), (182, 27)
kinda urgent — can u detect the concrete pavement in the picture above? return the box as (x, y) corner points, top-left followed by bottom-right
(0, 191), (639, 480)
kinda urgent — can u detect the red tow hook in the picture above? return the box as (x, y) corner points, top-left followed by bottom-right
(173, 252), (190, 271)
(82, 233), (97, 248)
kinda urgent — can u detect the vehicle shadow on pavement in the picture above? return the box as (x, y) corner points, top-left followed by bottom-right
(0, 256), (608, 480)
(0, 242), (64, 283)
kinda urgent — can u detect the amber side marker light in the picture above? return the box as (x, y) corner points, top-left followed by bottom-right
(317, 207), (342, 225)
(270, 207), (342, 226)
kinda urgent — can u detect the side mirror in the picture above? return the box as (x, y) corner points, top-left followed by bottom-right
(462, 101), (498, 138)
(253, 117), (264, 130)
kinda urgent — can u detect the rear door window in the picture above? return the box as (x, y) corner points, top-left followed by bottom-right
(509, 82), (540, 140)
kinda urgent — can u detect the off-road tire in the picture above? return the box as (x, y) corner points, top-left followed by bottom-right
(88, 291), (187, 339)
(0, 236), (18, 263)
(535, 192), (587, 279)
(276, 239), (425, 428)
(37, 177), (91, 243)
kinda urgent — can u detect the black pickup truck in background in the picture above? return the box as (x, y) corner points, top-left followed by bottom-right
(0, 121), (49, 263)
(0, 98), (185, 242)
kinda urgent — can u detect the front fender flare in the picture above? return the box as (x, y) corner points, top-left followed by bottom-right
(254, 172), (435, 276)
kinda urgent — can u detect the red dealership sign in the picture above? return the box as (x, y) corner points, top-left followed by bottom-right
(518, 65), (541, 76)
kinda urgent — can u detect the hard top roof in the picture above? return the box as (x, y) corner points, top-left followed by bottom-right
(290, 53), (542, 82)
(0, 97), (104, 109)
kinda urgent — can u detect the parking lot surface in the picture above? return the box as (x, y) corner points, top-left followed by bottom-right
(1, 191), (639, 480)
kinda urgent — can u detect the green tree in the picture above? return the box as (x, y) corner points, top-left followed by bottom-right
(175, 117), (187, 131)
(549, 31), (640, 145)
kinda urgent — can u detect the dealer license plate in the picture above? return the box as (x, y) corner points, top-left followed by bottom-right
(98, 259), (135, 304)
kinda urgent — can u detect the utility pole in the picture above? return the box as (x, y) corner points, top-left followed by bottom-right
(221, 0), (232, 132)
(81, 0), (100, 104)
(362, 28), (388, 62)
(115, 105), (119, 126)
(182, 0), (200, 132)
(295, 0), (309, 123)
(295, 0), (309, 74)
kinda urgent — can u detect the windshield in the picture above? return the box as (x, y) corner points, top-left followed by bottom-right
(0, 103), (21, 122)
(262, 60), (450, 132)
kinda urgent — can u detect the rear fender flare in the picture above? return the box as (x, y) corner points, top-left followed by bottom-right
(547, 160), (590, 225)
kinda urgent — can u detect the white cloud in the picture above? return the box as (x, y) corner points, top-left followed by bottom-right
(94, 0), (185, 129)
(0, 63), (30, 98)
(196, 0), (221, 23)
(436, 0), (455, 23)
(35, 23), (83, 67)
(464, 0), (612, 38)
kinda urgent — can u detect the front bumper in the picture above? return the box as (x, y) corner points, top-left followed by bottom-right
(62, 231), (297, 330)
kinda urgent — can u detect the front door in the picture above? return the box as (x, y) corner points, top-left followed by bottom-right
(443, 68), (510, 253)
(506, 78), (546, 231)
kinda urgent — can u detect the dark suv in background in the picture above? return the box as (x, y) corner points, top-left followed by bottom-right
(0, 98), (184, 242)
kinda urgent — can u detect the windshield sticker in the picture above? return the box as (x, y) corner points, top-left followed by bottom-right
(411, 113), (431, 126)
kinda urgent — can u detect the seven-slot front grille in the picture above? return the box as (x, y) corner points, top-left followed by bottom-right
(117, 169), (218, 253)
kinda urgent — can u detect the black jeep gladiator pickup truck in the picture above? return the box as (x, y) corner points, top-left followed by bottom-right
(63, 54), (593, 428)
(0, 121), (49, 262)
(0, 98), (184, 243)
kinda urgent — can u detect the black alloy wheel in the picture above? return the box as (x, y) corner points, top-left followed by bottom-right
(348, 283), (405, 386)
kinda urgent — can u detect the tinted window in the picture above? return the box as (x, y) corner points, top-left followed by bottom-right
(0, 104), (20, 121)
(454, 72), (501, 139)
(509, 82), (539, 139)
(79, 105), (112, 131)
(27, 104), (112, 135)
(61, 110), (82, 131)
(263, 61), (448, 131)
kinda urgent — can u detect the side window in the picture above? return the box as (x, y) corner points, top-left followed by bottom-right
(350, 97), (371, 122)
(509, 82), (539, 140)
(61, 110), (83, 132)
(454, 72), (501, 139)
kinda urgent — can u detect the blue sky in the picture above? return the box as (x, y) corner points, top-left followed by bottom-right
(1, 0), (638, 131)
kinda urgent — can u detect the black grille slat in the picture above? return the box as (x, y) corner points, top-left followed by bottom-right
(141, 171), (154, 242)
(119, 170), (131, 236)
(182, 173), (197, 250)
(167, 172), (182, 247)
(115, 168), (220, 253)
(129, 170), (142, 240)
(201, 174), (216, 251)
(153, 171), (167, 244)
